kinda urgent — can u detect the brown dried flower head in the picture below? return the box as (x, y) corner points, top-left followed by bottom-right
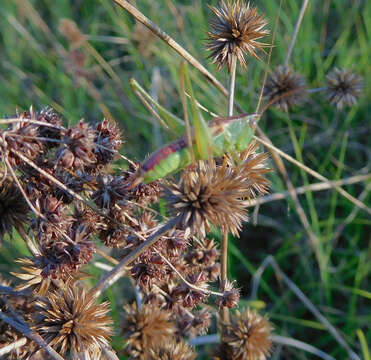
(122, 303), (176, 359)
(0, 177), (29, 243)
(263, 65), (307, 112)
(165, 155), (269, 238)
(325, 68), (363, 109)
(216, 308), (273, 360)
(216, 279), (240, 309)
(34, 282), (113, 357)
(57, 120), (96, 169)
(206, 0), (269, 71)
(148, 341), (196, 360)
(94, 118), (122, 165)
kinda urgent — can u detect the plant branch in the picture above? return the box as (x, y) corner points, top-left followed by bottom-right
(284, 0), (310, 66)
(89, 216), (181, 299)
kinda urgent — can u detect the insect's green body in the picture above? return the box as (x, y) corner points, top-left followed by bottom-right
(141, 114), (258, 183)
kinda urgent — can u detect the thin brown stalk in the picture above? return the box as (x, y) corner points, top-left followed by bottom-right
(247, 173), (371, 207)
(155, 249), (223, 297)
(96, 249), (119, 265)
(17, 225), (39, 256)
(220, 230), (230, 323)
(256, 0), (283, 113)
(228, 56), (237, 116)
(284, 0), (310, 66)
(112, 0), (227, 96)
(89, 216), (181, 299)
(254, 135), (371, 215)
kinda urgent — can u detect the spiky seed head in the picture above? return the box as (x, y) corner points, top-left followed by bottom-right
(33, 282), (113, 357)
(0, 177), (29, 243)
(263, 65), (307, 112)
(215, 308), (273, 360)
(148, 341), (196, 360)
(122, 303), (176, 359)
(57, 120), (96, 169)
(12, 257), (55, 296)
(206, 0), (269, 71)
(165, 157), (269, 238)
(216, 279), (240, 308)
(4, 108), (44, 166)
(37, 107), (62, 145)
(325, 68), (363, 110)
(94, 118), (122, 165)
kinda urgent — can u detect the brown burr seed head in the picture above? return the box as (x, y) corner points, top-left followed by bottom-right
(206, 0), (269, 71)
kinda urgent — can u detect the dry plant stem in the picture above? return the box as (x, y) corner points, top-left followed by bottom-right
(251, 256), (361, 360)
(220, 230), (230, 323)
(17, 225), (39, 256)
(189, 334), (336, 360)
(246, 173), (371, 207)
(256, 0), (283, 113)
(155, 249), (223, 297)
(284, 0), (310, 66)
(0, 117), (65, 129)
(254, 134), (371, 215)
(271, 335), (336, 360)
(96, 249), (119, 265)
(0, 312), (65, 360)
(89, 216), (181, 299)
(219, 55), (237, 325)
(228, 56), (237, 117)
(0, 337), (27, 357)
(112, 0), (226, 94)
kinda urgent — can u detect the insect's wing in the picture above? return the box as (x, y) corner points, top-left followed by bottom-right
(130, 78), (185, 137)
(183, 65), (212, 160)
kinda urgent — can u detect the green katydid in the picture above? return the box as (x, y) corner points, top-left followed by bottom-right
(130, 64), (259, 185)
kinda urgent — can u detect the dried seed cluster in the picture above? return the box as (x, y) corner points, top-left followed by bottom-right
(0, 106), (271, 359)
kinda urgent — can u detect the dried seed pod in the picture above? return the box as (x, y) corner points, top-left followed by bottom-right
(3, 108), (44, 166)
(122, 303), (176, 359)
(206, 0), (269, 71)
(165, 157), (269, 238)
(325, 68), (363, 109)
(94, 118), (122, 165)
(263, 65), (307, 112)
(33, 282), (113, 357)
(216, 279), (240, 308)
(56, 121), (96, 170)
(148, 341), (196, 360)
(214, 308), (273, 360)
(0, 177), (29, 243)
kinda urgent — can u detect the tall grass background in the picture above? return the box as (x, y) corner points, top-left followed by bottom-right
(0, 0), (369, 359)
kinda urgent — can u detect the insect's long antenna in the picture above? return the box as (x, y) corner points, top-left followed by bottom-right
(256, 0), (283, 114)
(180, 62), (195, 164)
